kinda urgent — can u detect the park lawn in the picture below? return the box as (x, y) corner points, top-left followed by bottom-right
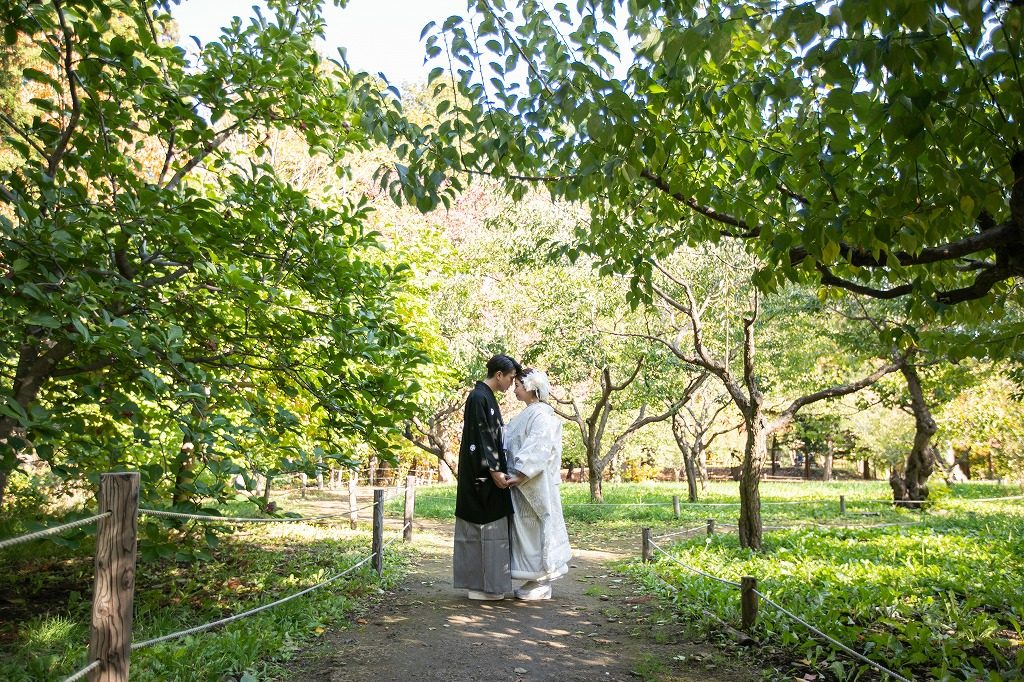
(0, 518), (409, 682)
(403, 480), (1024, 680)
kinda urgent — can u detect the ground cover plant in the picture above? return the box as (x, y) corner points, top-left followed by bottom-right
(0, 518), (408, 681)
(626, 482), (1024, 681)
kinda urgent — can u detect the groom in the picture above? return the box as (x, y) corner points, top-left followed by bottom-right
(452, 354), (521, 600)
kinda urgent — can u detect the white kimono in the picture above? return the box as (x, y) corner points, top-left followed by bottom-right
(504, 402), (572, 582)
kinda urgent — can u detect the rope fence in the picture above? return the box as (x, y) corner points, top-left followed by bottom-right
(138, 499), (380, 524)
(0, 512), (111, 551)
(2, 472), (424, 682)
(643, 525), (916, 682)
(132, 553), (376, 650)
(754, 589), (913, 682)
(61, 659), (100, 682)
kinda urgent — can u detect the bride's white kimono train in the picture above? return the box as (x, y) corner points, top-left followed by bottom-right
(505, 402), (572, 582)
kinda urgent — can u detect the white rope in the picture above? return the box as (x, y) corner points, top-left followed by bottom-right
(132, 553), (375, 650)
(382, 521), (413, 549)
(651, 525), (708, 541)
(0, 512), (110, 551)
(754, 589), (914, 682)
(139, 500), (379, 525)
(563, 502), (670, 507)
(766, 520), (923, 532)
(950, 494), (1024, 502)
(648, 539), (742, 588)
(60, 659), (100, 682)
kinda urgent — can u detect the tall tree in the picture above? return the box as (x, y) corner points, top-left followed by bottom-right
(643, 258), (902, 548)
(0, 1), (424, 507)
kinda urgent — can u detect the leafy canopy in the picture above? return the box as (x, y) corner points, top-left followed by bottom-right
(380, 0), (1023, 337)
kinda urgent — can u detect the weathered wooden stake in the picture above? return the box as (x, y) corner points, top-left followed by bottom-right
(403, 475), (415, 542)
(348, 477), (358, 530)
(741, 576), (759, 630)
(372, 489), (384, 576)
(88, 472), (139, 682)
(672, 495), (680, 519)
(839, 495), (846, 515)
(707, 518), (716, 536)
(641, 527), (652, 563)
(300, 472), (307, 498)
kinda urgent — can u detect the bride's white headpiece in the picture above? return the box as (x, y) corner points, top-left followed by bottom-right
(522, 370), (551, 401)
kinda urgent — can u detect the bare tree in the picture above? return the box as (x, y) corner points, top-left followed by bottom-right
(670, 390), (736, 501)
(644, 263), (903, 549)
(402, 397), (463, 480)
(552, 358), (706, 502)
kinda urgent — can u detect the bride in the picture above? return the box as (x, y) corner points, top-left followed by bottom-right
(504, 368), (572, 600)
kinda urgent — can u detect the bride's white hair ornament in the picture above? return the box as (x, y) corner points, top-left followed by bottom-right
(521, 369), (551, 401)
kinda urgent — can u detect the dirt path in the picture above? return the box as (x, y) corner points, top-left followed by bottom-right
(286, 518), (766, 682)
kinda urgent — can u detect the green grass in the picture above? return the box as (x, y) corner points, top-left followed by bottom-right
(0, 520), (409, 681)
(619, 482), (1024, 681)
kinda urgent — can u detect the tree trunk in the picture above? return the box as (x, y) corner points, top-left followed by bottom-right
(823, 446), (833, 481)
(171, 442), (195, 507)
(683, 451), (699, 502)
(671, 415), (700, 502)
(958, 448), (972, 479)
(588, 459), (604, 503)
(738, 415), (767, 549)
(0, 340), (77, 507)
(862, 458), (871, 480)
(987, 450), (994, 479)
(697, 448), (708, 491)
(770, 435), (779, 476)
(0, 467), (8, 510)
(890, 363), (937, 508)
(803, 450), (812, 479)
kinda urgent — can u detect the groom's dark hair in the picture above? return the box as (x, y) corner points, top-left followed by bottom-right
(486, 354), (521, 378)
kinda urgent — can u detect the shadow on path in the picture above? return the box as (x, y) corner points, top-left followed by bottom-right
(286, 518), (765, 682)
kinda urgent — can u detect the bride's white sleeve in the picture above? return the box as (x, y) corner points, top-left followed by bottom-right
(513, 413), (562, 480)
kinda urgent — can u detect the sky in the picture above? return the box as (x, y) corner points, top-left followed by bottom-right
(171, 0), (467, 87)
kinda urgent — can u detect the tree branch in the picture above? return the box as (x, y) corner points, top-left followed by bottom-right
(772, 357), (904, 431)
(48, 0), (82, 177)
(640, 168), (758, 238)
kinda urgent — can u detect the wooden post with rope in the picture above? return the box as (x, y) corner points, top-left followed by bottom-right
(672, 495), (680, 519)
(403, 475), (415, 542)
(87, 472), (139, 682)
(641, 527), (652, 563)
(372, 489), (384, 576)
(707, 518), (716, 536)
(348, 476), (358, 530)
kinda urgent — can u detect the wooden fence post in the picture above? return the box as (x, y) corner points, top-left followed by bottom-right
(672, 495), (680, 519)
(403, 475), (415, 542)
(641, 527), (652, 563)
(741, 576), (759, 630)
(88, 472), (139, 682)
(372, 489), (384, 577)
(839, 495), (846, 515)
(348, 477), (358, 530)
(707, 518), (716, 536)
